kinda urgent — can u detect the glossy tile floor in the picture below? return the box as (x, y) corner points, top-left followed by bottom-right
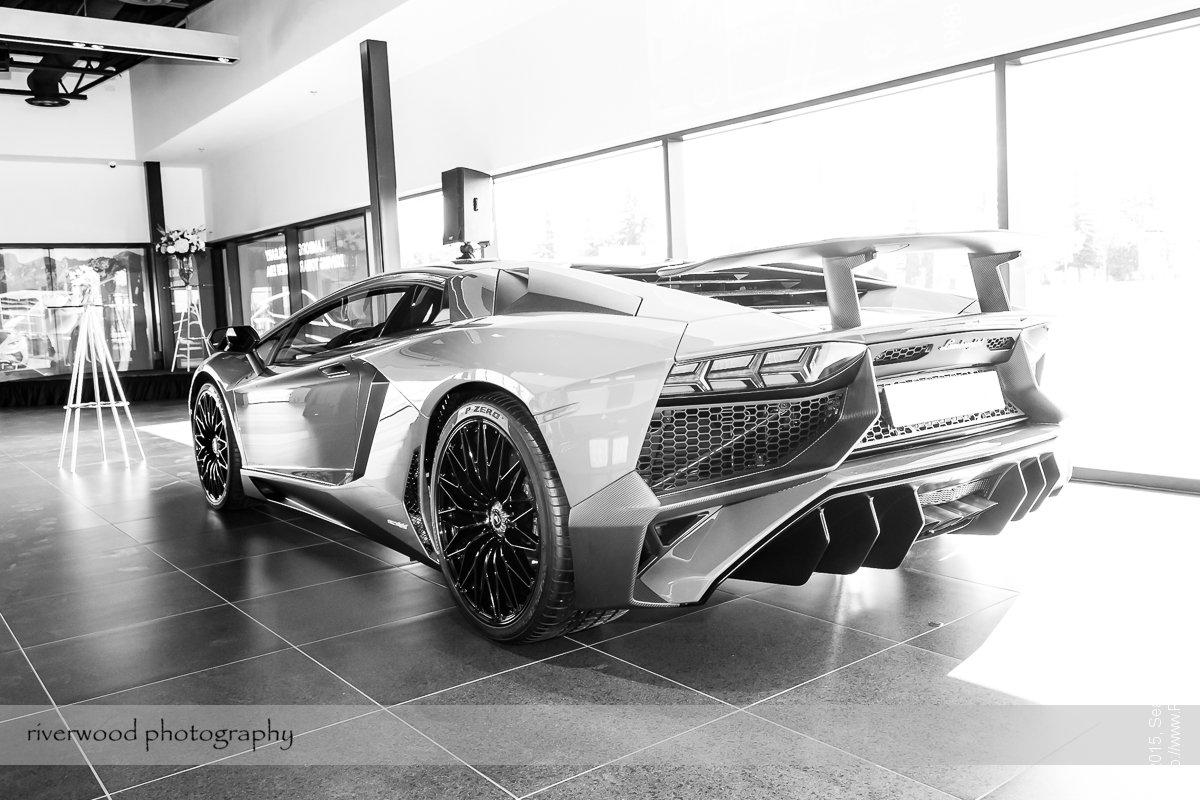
(0, 401), (1195, 799)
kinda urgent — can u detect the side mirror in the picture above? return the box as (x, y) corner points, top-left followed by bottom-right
(208, 325), (259, 354)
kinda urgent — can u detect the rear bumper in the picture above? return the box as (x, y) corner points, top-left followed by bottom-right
(568, 422), (1067, 609)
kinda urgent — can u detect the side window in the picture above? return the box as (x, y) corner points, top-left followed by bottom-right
(273, 286), (413, 366)
(379, 285), (448, 337)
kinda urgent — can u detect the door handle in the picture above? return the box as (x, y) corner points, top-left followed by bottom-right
(319, 363), (351, 378)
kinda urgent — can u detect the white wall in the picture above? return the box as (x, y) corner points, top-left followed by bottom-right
(0, 72), (150, 244)
(0, 161), (148, 243)
(131, 0), (411, 156)
(204, 101), (368, 239)
(161, 166), (209, 232)
(0, 73), (136, 161)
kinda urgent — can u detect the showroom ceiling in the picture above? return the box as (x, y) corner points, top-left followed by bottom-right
(0, 0), (219, 106)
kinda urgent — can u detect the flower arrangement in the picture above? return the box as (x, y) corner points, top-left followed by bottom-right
(156, 226), (207, 257)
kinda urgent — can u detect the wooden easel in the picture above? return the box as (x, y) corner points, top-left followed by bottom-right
(57, 304), (146, 472)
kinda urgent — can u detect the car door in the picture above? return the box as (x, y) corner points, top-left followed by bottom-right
(232, 282), (420, 484)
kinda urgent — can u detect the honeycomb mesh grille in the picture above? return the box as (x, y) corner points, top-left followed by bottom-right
(918, 477), (996, 506)
(987, 336), (1016, 351)
(873, 343), (933, 366)
(636, 392), (844, 494)
(859, 369), (1024, 448)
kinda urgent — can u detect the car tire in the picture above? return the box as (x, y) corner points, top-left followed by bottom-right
(192, 382), (251, 511)
(430, 392), (625, 643)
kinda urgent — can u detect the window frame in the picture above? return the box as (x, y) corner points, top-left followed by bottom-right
(264, 274), (447, 369)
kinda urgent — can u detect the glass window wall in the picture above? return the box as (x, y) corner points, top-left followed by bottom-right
(494, 145), (668, 264)
(397, 193), (458, 267)
(237, 232), (290, 336)
(0, 246), (153, 381)
(1008, 26), (1200, 479)
(681, 72), (997, 256)
(297, 216), (370, 308)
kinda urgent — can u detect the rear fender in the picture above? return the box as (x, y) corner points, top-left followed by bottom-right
(359, 313), (687, 506)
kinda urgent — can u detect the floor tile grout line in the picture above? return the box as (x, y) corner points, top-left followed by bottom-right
(144, 538), (341, 571)
(105, 706), (389, 797)
(264, 510), (427, 571)
(898, 594), (1020, 649)
(0, 531), (339, 610)
(138, 546), (523, 800)
(559, 591), (750, 647)
(386, 643), (591, 709)
(375, 708), (519, 800)
(741, 595), (908, 644)
(51, 648), (302, 709)
(191, 560), (402, 606)
(517, 709), (743, 800)
(741, 641), (909, 710)
(567, 640), (740, 710)
(902, 563), (1022, 594)
(13, 558), (443, 703)
(0, 607), (114, 800)
(743, 709), (964, 800)
(743, 586), (1022, 657)
(971, 715), (1104, 800)
(296, 605), (458, 650)
(737, 595), (1020, 713)
(15, 600), (230, 654)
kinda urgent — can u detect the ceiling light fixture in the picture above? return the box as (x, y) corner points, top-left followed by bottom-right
(25, 95), (69, 107)
(0, 8), (239, 64)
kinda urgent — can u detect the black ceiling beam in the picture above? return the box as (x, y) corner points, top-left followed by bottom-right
(74, 70), (119, 93)
(0, 0), (219, 93)
(0, 86), (86, 99)
(8, 57), (113, 75)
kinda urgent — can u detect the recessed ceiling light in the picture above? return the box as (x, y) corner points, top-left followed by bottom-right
(89, 44), (104, 49)
(72, 42), (86, 47)
(26, 95), (69, 107)
(217, 57), (230, 63)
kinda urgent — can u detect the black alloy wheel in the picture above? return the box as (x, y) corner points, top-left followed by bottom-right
(430, 393), (625, 642)
(192, 383), (249, 510)
(434, 410), (540, 626)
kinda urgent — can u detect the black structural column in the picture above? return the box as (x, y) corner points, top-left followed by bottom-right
(144, 161), (173, 368)
(360, 39), (402, 274)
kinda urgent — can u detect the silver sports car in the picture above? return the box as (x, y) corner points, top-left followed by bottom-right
(191, 231), (1068, 642)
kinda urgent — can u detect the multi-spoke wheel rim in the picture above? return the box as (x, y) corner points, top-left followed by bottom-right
(193, 390), (230, 504)
(433, 417), (539, 626)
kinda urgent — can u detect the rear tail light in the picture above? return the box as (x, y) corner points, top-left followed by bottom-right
(663, 342), (865, 395)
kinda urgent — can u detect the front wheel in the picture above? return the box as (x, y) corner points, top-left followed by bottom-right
(430, 393), (624, 642)
(192, 383), (250, 510)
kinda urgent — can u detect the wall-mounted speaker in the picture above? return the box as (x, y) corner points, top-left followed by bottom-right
(442, 167), (494, 246)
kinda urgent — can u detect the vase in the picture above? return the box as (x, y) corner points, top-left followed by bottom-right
(173, 254), (195, 286)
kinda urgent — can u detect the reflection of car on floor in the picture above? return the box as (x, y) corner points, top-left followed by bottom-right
(189, 232), (1069, 643)
(0, 290), (80, 375)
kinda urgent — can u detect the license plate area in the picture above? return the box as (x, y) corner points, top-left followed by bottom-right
(883, 370), (1006, 428)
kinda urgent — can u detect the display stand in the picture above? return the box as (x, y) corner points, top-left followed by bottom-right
(57, 304), (146, 472)
(171, 283), (209, 371)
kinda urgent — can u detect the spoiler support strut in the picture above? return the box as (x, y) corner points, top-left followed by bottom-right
(968, 250), (1020, 313)
(823, 249), (876, 331)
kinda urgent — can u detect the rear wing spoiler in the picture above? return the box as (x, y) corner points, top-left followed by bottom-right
(657, 231), (1027, 330)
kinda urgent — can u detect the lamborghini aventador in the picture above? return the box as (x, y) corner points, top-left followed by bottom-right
(189, 231), (1068, 642)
